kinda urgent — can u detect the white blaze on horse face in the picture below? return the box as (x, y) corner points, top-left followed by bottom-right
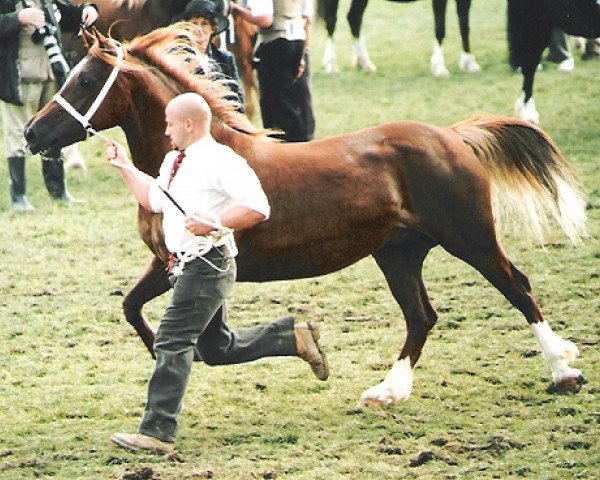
(358, 357), (413, 407)
(531, 321), (581, 383)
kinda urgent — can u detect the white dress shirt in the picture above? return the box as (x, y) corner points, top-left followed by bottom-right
(148, 135), (270, 256)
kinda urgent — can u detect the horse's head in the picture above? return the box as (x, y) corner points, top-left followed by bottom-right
(25, 29), (129, 157)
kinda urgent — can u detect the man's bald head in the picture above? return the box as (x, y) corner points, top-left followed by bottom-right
(167, 93), (212, 126)
(164, 93), (212, 150)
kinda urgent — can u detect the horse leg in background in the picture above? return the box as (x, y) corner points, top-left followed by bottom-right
(456, 0), (481, 73)
(515, 60), (541, 124)
(359, 232), (437, 407)
(63, 143), (86, 170)
(321, 0), (340, 73)
(431, 0), (450, 76)
(348, 0), (376, 72)
(122, 256), (172, 358)
(508, 0), (553, 124)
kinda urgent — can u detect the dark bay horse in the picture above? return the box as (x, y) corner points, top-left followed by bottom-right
(508, 0), (600, 124)
(26, 27), (587, 406)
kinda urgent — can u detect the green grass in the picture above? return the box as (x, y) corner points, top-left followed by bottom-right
(1, 0), (599, 478)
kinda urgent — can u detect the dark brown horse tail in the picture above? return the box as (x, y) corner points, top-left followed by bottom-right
(450, 115), (587, 245)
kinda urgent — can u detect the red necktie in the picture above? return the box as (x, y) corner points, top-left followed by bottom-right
(167, 151), (185, 187)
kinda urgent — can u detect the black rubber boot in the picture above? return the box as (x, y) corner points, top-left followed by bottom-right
(42, 156), (75, 202)
(7, 156), (35, 211)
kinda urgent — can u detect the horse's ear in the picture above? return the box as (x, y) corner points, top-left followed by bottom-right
(81, 27), (95, 50)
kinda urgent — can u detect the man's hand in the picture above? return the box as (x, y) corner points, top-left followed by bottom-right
(18, 7), (44, 28)
(81, 6), (98, 27)
(185, 212), (221, 236)
(105, 141), (132, 170)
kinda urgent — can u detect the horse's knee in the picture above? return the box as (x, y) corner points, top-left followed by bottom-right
(122, 293), (142, 325)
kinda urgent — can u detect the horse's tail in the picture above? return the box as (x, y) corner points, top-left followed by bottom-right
(450, 115), (587, 245)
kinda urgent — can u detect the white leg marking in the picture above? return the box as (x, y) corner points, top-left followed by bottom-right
(515, 94), (540, 125)
(431, 41), (449, 77)
(531, 321), (582, 383)
(359, 357), (413, 407)
(322, 38), (339, 74)
(352, 37), (376, 73)
(458, 51), (481, 73)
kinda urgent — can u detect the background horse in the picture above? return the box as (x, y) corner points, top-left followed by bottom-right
(430, 0), (480, 77)
(26, 26), (587, 406)
(508, 0), (600, 124)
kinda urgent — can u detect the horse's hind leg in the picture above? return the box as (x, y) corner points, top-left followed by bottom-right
(122, 256), (171, 358)
(449, 241), (583, 392)
(359, 232), (437, 407)
(321, 0), (340, 73)
(348, 0), (376, 72)
(431, 0), (450, 77)
(456, 0), (481, 73)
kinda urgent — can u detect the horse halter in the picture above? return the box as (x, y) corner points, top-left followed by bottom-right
(53, 41), (124, 140)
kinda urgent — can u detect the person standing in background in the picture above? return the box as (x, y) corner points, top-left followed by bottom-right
(230, 0), (315, 142)
(172, 0), (246, 112)
(0, 0), (98, 211)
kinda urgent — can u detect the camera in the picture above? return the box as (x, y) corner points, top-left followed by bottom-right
(31, 23), (69, 79)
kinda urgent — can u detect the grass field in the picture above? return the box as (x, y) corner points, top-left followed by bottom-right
(1, 0), (599, 478)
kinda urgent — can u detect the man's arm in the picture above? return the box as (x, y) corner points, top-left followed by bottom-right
(229, 2), (273, 29)
(105, 141), (154, 211)
(185, 205), (266, 237)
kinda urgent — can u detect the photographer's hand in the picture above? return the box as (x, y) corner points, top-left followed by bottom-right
(18, 7), (44, 28)
(81, 6), (98, 27)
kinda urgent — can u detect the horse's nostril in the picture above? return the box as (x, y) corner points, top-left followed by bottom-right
(24, 127), (35, 143)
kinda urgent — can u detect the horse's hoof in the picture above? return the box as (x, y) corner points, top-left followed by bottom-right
(355, 56), (376, 73)
(431, 61), (449, 78)
(546, 375), (585, 394)
(358, 396), (388, 408)
(458, 52), (482, 73)
(323, 59), (339, 74)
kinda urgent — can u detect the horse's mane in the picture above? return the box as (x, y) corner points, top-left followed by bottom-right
(88, 25), (263, 136)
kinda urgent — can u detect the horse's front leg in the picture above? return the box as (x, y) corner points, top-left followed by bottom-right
(359, 238), (436, 407)
(515, 61), (540, 124)
(122, 256), (171, 358)
(348, 0), (375, 72)
(321, 0), (340, 73)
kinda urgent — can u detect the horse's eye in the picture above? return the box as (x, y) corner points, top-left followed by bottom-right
(78, 75), (95, 89)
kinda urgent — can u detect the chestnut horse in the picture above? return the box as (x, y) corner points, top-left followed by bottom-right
(508, 0), (600, 124)
(26, 27), (587, 406)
